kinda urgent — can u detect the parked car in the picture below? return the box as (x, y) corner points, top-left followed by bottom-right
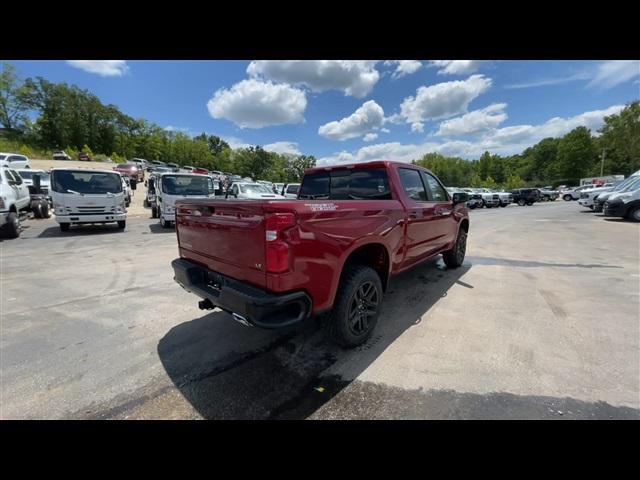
(50, 168), (127, 231)
(78, 152), (91, 161)
(471, 188), (500, 208)
(593, 173), (640, 213)
(536, 188), (559, 201)
(166, 162), (180, 171)
(510, 188), (540, 206)
(603, 185), (640, 222)
(282, 183), (301, 199)
(156, 173), (217, 228)
(578, 185), (616, 209)
(227, 182), (285, 200)
(171, 160), (470, 347)
(52, 151), (72, 161)
(130, 158), (147, 173)
(273, 182), (285, 194)
(0, 152), (30, 169)
(113, 163), (143, 185)
(562, 184), (599, 201)
(495, 190), (514, 207)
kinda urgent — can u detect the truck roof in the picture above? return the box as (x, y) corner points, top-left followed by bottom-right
(304, 160), (432, 175)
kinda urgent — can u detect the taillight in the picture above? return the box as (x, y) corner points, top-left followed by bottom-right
(265, 213), (296, 273)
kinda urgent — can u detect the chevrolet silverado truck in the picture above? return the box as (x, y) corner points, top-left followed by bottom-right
(171, 160), (470, 347)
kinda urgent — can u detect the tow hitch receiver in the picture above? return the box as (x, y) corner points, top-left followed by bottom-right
(198, 299), (215, 310)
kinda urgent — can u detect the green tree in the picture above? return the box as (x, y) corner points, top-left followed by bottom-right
(0, 63), (36, 132)
(597, 101), (640, 175)
(482, 175), (498, 189)
(286, 154), (316, 180)
(504, 173), (525, 190)
(556, 126), (596, 179)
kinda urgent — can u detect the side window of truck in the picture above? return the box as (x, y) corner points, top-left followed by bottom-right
(421, 172), (449, 202)
(398, 168), (428, 201)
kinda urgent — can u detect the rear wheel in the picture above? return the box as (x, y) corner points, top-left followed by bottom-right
(3, 212), (21, 238)
(40, 201), (50, 218)
(518, 199), (526, 206)
(500, 203), (507, 208)
(325, 265), (382, 348)
(160, 216), (171, 228)
(151, 205), (158, 218)
(563, 194), (572, 201)
(60, 222), (70, 232)
(443, 227), (467, 269)
(143, 198), (149, 208)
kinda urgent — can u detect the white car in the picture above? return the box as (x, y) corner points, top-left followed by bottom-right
(156, 173), (217, 228)
(0, 152), (31, 169)
(562, 184), (606, 201)
(227, 182), (285, 200)
(578, 185), (616, 209)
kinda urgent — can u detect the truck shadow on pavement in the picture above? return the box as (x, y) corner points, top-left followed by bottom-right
(157, 258), (477, 419)
(148, 223), (176, 234)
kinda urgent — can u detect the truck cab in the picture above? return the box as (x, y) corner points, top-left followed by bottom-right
(156, 172), (217, 228)
(50, 168), (127, 232)
(0, 162), (31, 238)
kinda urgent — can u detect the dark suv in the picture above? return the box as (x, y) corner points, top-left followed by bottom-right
(510, 188), (540, 206)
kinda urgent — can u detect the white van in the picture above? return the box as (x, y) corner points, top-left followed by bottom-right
(156, 172), (217, 228)
(50, 168), (127, 232)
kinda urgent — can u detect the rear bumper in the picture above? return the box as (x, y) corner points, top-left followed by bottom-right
(172, 258), (312, 329)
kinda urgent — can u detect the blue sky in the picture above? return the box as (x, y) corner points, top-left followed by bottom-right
(6, 60), (639, 164)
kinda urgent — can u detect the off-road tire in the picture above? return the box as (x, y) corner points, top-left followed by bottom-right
(324, 265), (383, 348)
(443, 227), (467, 269)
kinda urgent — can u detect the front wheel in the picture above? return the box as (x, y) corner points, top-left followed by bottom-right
(40, 201), (51, 218)
(160, 216), (172, 228)
(563, 194), (572, 201)
(627, 206), (640, 222)
(518, 199), (526, 206)
(325, 265), (383, 348)
(443, 227), (467, 269)
(2, 212), (21, 238)
(117, 220), (126, 229)
(500, 203), (507, 208)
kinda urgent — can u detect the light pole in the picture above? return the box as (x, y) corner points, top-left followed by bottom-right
(600, 148), (606, 177)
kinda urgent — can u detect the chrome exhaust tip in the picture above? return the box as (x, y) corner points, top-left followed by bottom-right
(232, 313), (253, 327)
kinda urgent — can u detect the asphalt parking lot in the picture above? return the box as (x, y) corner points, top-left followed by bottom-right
(1, 201), (639, 419)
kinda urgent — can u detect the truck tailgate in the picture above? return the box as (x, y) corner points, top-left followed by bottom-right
(175, 200), (266, 288)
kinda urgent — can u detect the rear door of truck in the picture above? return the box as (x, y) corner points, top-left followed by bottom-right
(175, 200), (267, 288)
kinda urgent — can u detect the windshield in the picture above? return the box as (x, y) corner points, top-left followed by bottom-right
(611, 176), (639, 192)
(52, 170), (123, 194)
(0, 155), (6, 160)
(161, 175), (214, 195)
(18, 171), (50, 182)
(620, 177), (640, 192)
(240, 184), (272, 194)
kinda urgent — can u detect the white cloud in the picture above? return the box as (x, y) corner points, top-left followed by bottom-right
(262, 141), (302, 156)
(503, 72), (590, 90)
(399, 74), (492, 132)
(318, 104), (625, 166)
(587, 60), (640, 89)
(247, 60), (380, 98)
(429, 60), (483, 76)
(318, 100), (385, 140)
(222, 136), (251, 150)
(385, 60), (422, 79)
(67, 60), (129, 77)
(381, 128), (390, 133)
(164, 125), (191, 134)
(363, 133), (378, 142)
(207, 79), (306, 129)
(436, 103), (508, 136)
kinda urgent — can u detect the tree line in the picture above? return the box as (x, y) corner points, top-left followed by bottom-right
(1, 62), (638, 188)
(414, 101), (639, 188)
(0, 63), (315, 182)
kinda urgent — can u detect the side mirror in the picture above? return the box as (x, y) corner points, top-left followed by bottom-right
(452, 192), (469, 204)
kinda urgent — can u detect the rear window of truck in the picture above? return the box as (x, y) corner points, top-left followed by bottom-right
(299, 168), (392, 200)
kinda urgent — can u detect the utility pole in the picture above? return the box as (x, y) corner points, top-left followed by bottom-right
(600, 148), (605, 176)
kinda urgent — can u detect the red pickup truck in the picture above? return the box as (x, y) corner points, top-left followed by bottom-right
(171, 160), (469, 347)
